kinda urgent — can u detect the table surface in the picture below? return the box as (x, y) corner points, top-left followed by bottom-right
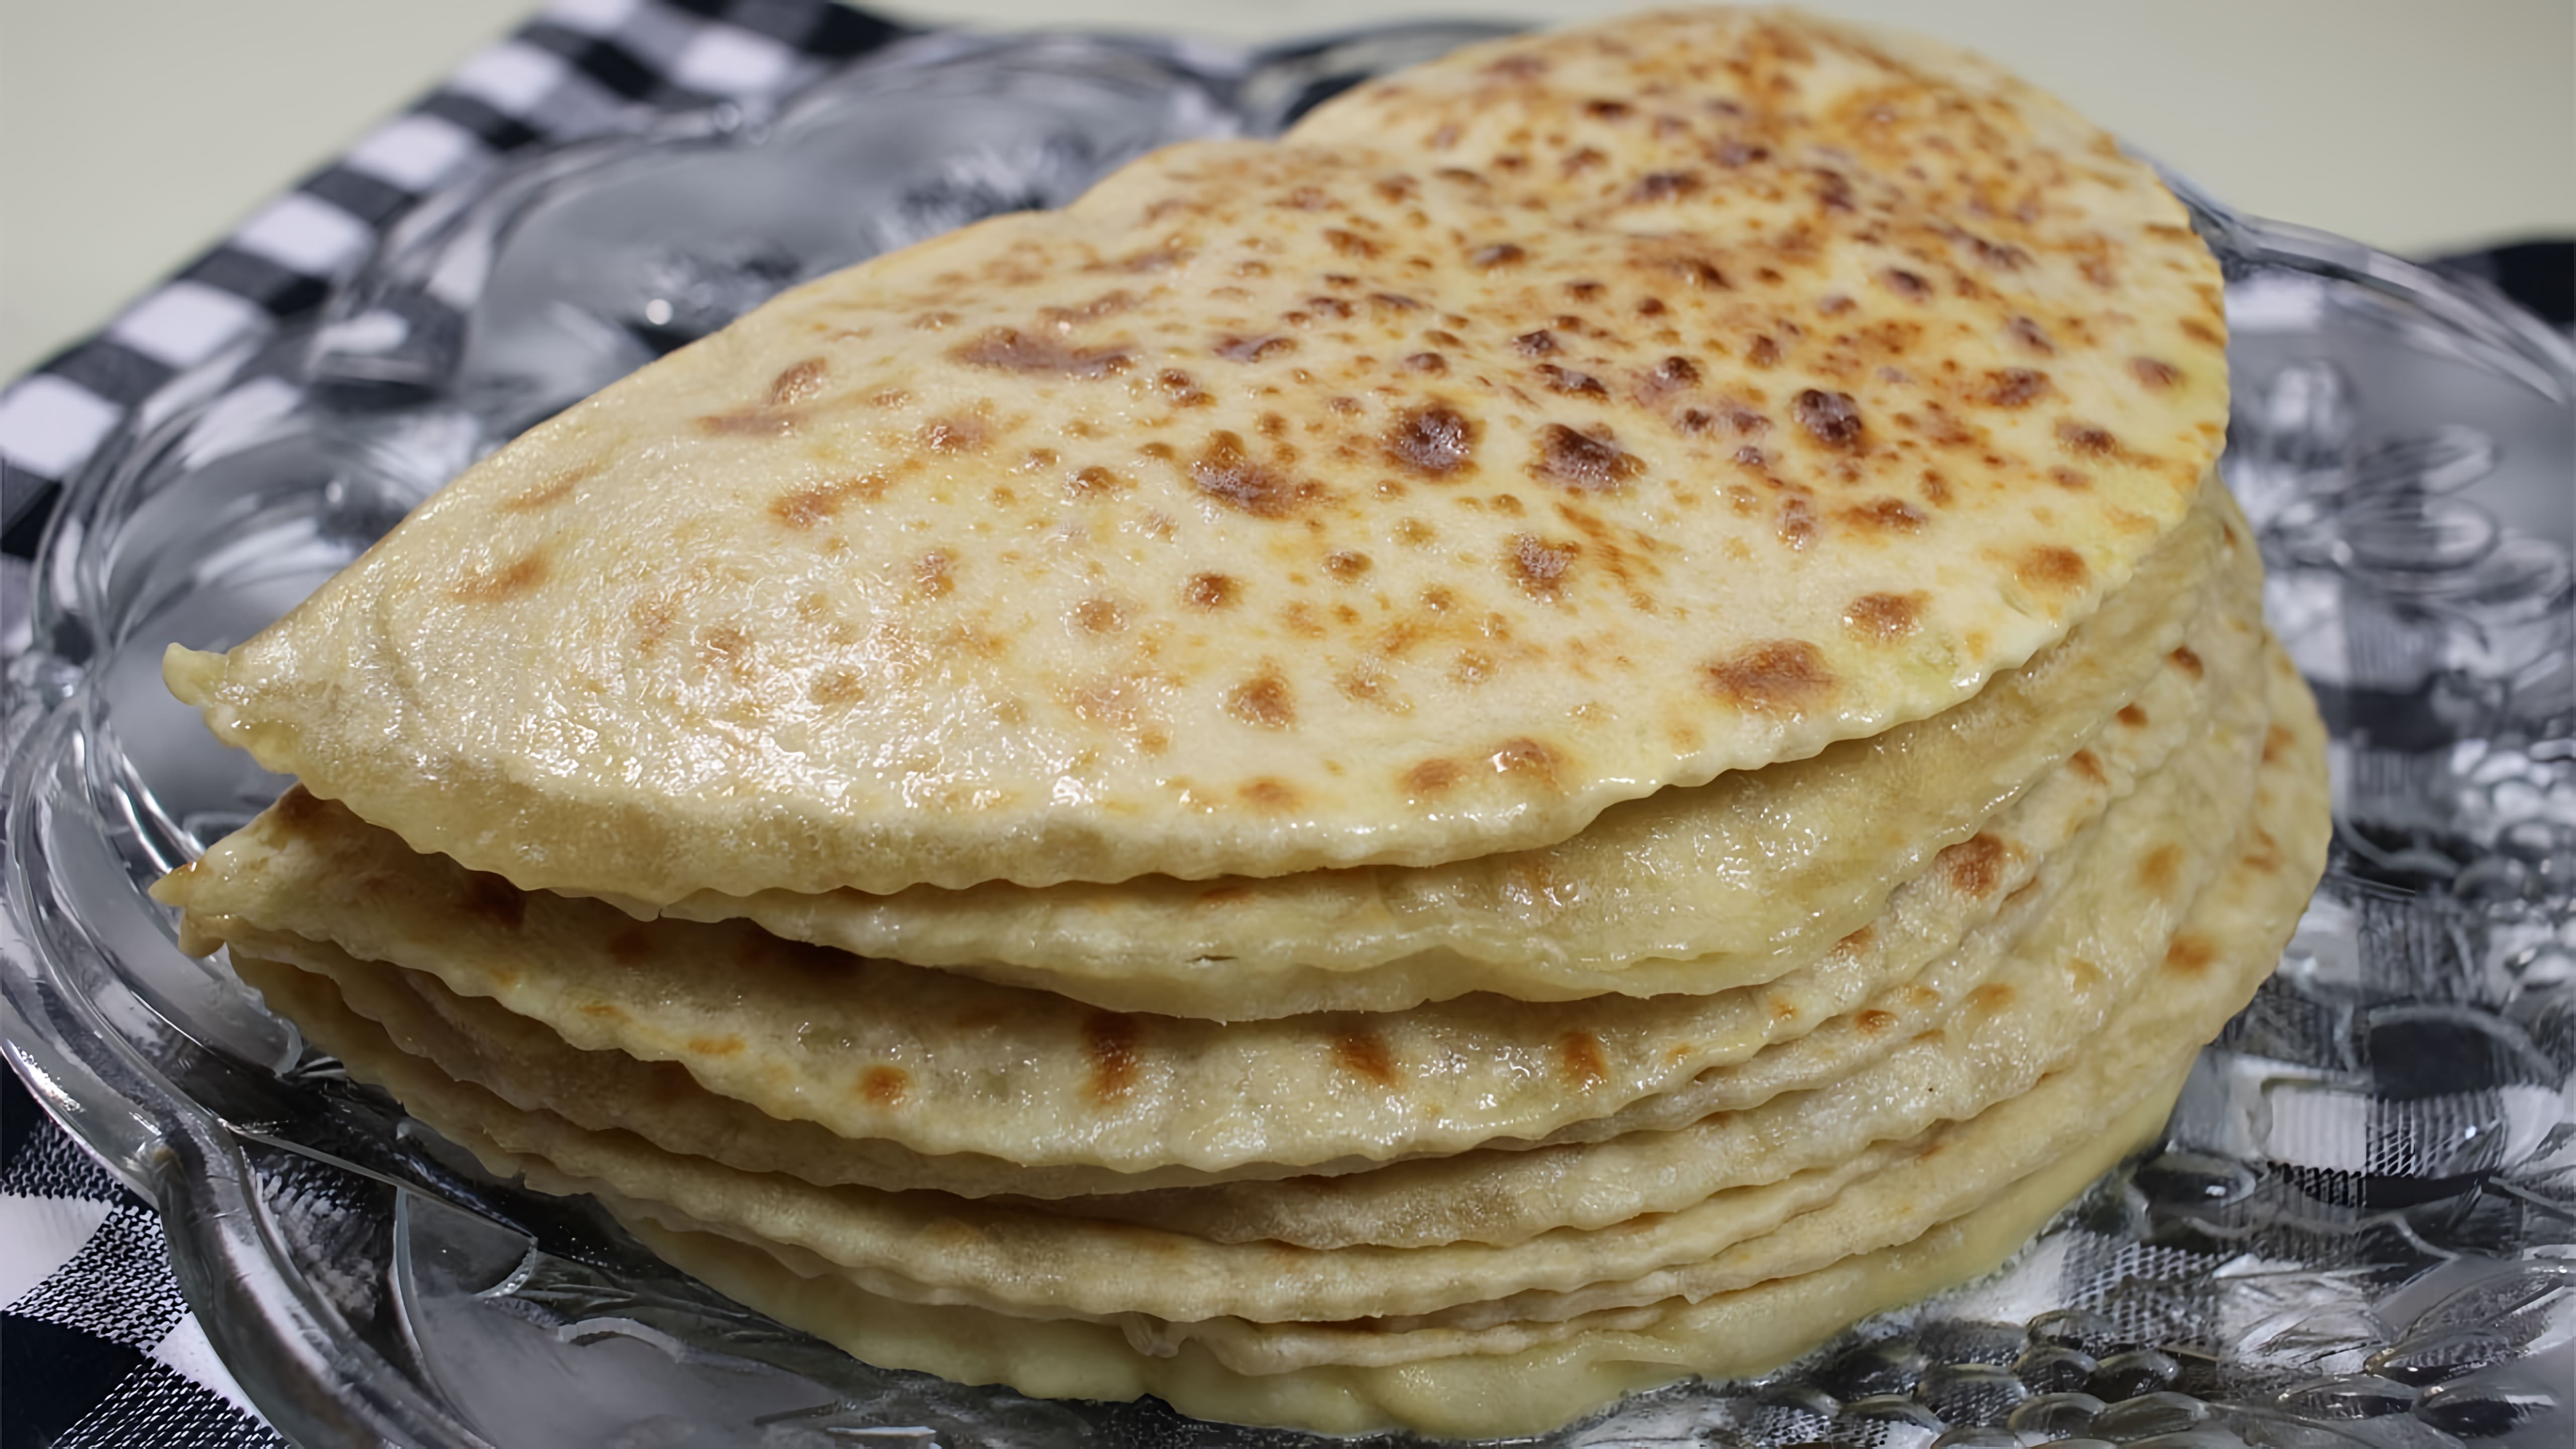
(2, 0), (2571, 385)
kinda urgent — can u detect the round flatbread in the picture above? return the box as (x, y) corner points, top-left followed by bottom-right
(166, 6), (2226, 903)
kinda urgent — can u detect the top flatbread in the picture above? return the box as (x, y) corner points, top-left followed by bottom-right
(164, 7), (2226, 900)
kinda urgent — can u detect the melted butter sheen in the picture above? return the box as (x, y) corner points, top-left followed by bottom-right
(167, 9), (2229, 900)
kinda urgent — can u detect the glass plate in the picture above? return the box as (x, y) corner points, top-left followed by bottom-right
(4, 23), (2571, 1449)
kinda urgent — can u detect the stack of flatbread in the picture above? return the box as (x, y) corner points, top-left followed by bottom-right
(152, 10), (2329, 1438)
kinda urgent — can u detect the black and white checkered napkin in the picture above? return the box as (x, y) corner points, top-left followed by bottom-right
(1, 1068), (280, 1448)
(0, 7), (908, 1443)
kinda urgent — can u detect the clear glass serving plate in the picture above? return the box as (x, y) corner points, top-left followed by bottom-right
(4, 23), (2572, 1449)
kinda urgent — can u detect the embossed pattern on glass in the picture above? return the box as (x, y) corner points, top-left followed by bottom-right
(3, 28), (2569, 1449)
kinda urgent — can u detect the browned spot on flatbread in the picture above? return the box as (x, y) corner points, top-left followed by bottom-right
(1979, 368), (2052, 408)
(1239, 777), (1301, 810)
(1629, 169), (1701, 203)
(1216, 333), (1296, 362)
(2131, 356), (2182, 388)
(1534, 424), (1644, 491)
(1557, 1030), (1608, 1089)
(2137, 841), (2184, 896)
(1192, 431), (1314, 516)
(451, 551), (548, 602)
(2015, 544), (2089, 593)
(1938, 833), (2006, 898)
(1331, 1028), (1403, 1088)
(770, 474), (888, 528)
(2170, 645), (2204, 679)
(768, 357), (830, 406)
(1838, 498), (1925, 532)
(698, 408), (798, 435)
(2262, 725), (2294, 763)
(1403, 757), (1462, 797)
(457, 872), (526, 930)
(1856, 1009), (1897, 1035)
(2117, 703), (2148, 727)
(1158, 369), (1210, 407)
(1489, 737), (1562, 787)
(1321, 227), (1380, 259)
(501, 462), (598, 513)
(809, 669), (867, 706)
(915, 552), (954, 598)
(1073, 598), (1129, 633)
(858, 1066), (908, 1107)
(921, 414), (990, 453)
(1082, 1012), (1142, 1102)
(1540, 364), (1608, 399)
(1508, 534), (1578, 598)
(2164, 935), (2217, 977)
(2058, 420), (2120, 457)
(1227, 671), (1295, 729)
(1844, 591), (1924, 640)
(2069, 749), (2106, 783)
(1703, 639), (1833, 712)
(1180, 573), (1239, 611)
(697, 624), (755, 681)
(1968, 982), (2015, 1013)
(1384, 405), (1479, 477)
(1833, 925), (1876, 956)
(1777, 498), (1816, 550)
(686, 1034), (745, 1057)
(950, 328), (1132, 377)
(1792, 388), (1863, 447)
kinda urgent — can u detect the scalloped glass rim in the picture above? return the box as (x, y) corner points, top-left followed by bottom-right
(4, 25), (2571, 1449)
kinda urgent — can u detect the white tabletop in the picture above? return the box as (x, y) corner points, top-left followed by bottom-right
(2, 0), (2569, 382)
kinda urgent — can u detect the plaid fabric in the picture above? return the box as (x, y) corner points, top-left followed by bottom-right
(0, 0), (908, 559)
(1, 1068), (279, 1448)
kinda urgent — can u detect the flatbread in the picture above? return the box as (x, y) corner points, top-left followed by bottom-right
(164, 599), (2244, 1182)
(629, 488), (2236, 1017)
(164, 6), (2225, 903)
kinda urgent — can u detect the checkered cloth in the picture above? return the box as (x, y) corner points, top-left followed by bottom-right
(0, 7), (908, 1441)
(0, 0), (908, 560)
(1, 1068), (278, 1447)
